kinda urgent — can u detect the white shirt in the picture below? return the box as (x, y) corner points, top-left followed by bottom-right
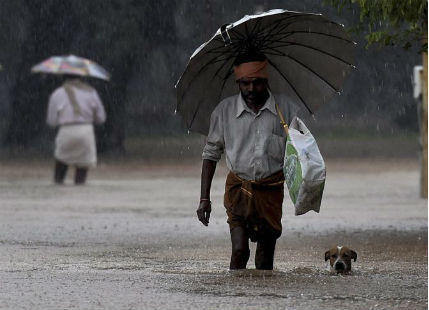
(202, 91), (299, 180)
(46, 79), (106, 127)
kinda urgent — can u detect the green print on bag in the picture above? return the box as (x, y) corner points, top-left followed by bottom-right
(284, 141), (302, 204)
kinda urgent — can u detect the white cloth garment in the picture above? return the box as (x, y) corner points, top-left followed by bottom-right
(54, 124), (97, 167)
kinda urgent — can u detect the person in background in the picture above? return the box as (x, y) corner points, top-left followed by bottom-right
(46, 75), (106, 185)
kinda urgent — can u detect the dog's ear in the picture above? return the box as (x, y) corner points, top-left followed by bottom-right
(351, 250), (357, 262)
(324, 250), (330, 261)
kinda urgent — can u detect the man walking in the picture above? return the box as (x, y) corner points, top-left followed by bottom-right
(197, 51), (298, 270)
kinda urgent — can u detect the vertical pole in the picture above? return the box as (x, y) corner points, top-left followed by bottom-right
(421, 52), (428, 198)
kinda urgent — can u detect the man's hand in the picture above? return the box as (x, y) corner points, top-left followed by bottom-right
(197, 200), (211, 226)
(198, 159), (217, 227)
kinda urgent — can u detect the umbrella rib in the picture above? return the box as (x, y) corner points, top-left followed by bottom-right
(263, 41), (354, 67)
(191, 37), (247, 75)
(259, 16), (350, 49)
(228, 28), (246, 40)
(262, 49), (288, 57)
(211, 36), (244, 49)
(276, 14), (345, 29)
(258, 14), (319, 40)
(200, 42), (243, 60)
(244, 22), (250, 37)
(188, 99), (202, 131)
(196, 49), (238, 69)
(262, 31), (355, 45)
(202, 44), (241, 56)
(267, 59), (313, 114)
(179, 52), (237, 106)
(247, 17), (335, 52)
(248, 17), (263, 38)
(197, 42), (231, 55)
(238, 18), (290, 52)
(211, 56), (236, 80)
(237, 16), (302, 50)
(260, 19), (294, 42)
(199, 37), (246, 57)
(220, 59), (236, 85)
(187, 58), (236, 131)
(265, 47), (340, 92)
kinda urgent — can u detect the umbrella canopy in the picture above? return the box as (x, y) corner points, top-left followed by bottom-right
(31, 55), (110, 81)
(176, 9), (356, 135)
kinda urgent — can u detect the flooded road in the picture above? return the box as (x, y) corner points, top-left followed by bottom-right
(0, 159), (426, 309)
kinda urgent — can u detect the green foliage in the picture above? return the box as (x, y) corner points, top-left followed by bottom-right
(325, 0), (427, 52)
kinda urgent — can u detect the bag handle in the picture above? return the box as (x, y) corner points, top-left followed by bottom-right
(275, 103), (289, 136)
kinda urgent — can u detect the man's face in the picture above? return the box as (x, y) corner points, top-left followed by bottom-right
(237, 77), (268, 106)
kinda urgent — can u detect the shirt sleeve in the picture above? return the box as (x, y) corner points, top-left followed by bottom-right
(93, 91), (106, 124)
(46, 92), (59, 127)
(202, 105), (224, 162)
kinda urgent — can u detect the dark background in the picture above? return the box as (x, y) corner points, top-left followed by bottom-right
(0, 0), (422, 159)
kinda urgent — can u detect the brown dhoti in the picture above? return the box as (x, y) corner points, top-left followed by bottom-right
(224, 170), (285, 242)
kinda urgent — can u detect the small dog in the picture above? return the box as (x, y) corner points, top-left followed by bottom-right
(324, 246), (357, 273)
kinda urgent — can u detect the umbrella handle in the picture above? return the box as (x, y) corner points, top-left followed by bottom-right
(275, 103), (289, 136)
(220, 24), (232, 46)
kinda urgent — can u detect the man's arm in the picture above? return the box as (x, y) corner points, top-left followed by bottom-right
(197, 159), (217, 226)
(46, 92), (59, 127)
(93, 91), (106, 125)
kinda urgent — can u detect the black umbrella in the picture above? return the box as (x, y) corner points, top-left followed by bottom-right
(176, 9), (356, 135)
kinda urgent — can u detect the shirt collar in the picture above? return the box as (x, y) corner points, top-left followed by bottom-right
(235, 90), (277, 118)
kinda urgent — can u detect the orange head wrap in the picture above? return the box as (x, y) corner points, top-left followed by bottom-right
(233, 60), (268, 81)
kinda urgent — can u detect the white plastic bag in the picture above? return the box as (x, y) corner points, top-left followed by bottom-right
(283, 117), (326, 216)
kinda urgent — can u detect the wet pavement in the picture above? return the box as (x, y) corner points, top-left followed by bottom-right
(0, 159), (427, 309)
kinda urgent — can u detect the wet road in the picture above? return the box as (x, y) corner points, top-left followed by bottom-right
(0, 159), (427, 309)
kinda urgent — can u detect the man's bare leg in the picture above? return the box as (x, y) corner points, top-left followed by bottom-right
(229, 226), (250, 269)
(255, 237), (276, 270)
(54, 160), (68, 184)
(75, 167), (88, 185)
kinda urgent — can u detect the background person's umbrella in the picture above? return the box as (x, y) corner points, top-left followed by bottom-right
(176, 9), (356, 135)
(31, 55), (110, 81)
